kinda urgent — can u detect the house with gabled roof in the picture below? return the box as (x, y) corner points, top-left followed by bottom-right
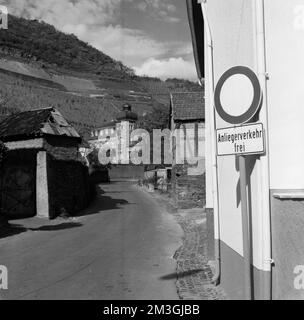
(171, 92), (205, 123)
(170, 92), (206, 209)
(0, 107), (90, 219)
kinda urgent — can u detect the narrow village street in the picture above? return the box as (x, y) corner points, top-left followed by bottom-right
(0, 182), (183, 300)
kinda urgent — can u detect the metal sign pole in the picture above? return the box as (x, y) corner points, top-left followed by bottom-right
(239, 155), (252, 300)
(214, 66), (262, 300)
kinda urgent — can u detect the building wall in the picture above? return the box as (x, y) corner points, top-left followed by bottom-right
(172, 122), (205, 209)
(204, 0), (268, 299)
(1, 136), (90, 219)
(264, 0), (304, 190)
(44, 136), (80, 161)
(270, 193), (304, 300)
(47, 157), (90, 218)
(109, 165), (144, 181)
(264, 0), (304, 299)
(204, 0), (304, 299)
(0, 150), (37, 219)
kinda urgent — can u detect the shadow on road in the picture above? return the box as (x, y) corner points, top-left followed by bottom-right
(29, 222), (83, 232)
(0, 222), (82, 239)
(76, 185), (130, 217)
(159, 269), (204, 280)
(0, 224), (27, 240)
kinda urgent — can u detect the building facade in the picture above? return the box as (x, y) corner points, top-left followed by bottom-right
(89, 104), (144, 180)
(188, 0), (304, 299)
(170, 92), (206, 209)
(89, 103), (138, 162)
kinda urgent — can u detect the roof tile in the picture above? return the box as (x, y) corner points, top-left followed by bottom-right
(171, 92), (205, 121)
(0, 107), (80, 141)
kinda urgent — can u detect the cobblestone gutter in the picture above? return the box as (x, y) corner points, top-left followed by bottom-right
(172, 208), (226, 300)
(143, 187), (226, 300)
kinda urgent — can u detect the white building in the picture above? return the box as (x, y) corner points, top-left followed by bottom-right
(188, 0), (304, 299)
(89, 104), (139, 164)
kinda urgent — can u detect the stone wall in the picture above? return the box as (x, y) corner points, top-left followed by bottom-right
(47, 157), (91, 218)
(108, 165), (144, 181)
(44, 136), (80, 161)
(1, 137), (91, 219)
(172, 163), (206, 209)
(0, 150), (37, 219)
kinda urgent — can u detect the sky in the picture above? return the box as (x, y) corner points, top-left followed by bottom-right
(4, 0), (197, 80)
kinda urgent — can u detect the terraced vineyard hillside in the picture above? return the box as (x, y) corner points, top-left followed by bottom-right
(0, 71), (164, 138)
(0, 15), (202, 139)
(136, 78), (202, 106)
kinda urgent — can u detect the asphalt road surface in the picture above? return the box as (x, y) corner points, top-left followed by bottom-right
(0, 182), (183, 300)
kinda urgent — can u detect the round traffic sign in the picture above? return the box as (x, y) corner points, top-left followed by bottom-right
(214, 66), (262, 124)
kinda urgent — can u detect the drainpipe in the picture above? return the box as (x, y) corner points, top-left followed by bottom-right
(199, 0), (221, 285)
(255, 0), (272, 300)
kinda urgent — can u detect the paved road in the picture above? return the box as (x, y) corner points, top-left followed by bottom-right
(0, 182), (183, 300)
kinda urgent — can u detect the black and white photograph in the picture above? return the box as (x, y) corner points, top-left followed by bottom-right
(0, 0), (304, 307)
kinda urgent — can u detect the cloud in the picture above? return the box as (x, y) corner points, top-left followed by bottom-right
(5, 0), (168, 66)
(63, 24), (168, 67)
(5, 0), (120, 26)
(134, 57), (197, 80)
(174, 43), (194, 57)
(4, 0), (194, 79)
(136, 0), (180, 23)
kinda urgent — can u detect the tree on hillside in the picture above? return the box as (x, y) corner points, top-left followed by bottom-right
(137, 106), (170, 167)
(0, 14), (133, 79)
(137, 105), (170, 134)
(165, 78), (202, 92)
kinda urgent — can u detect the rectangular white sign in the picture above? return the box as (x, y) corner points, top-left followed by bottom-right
(217, 123), (265, 156)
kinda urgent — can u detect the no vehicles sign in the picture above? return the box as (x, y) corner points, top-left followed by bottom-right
(214, 66), (265, 299)
(216, 123), (265, 156)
